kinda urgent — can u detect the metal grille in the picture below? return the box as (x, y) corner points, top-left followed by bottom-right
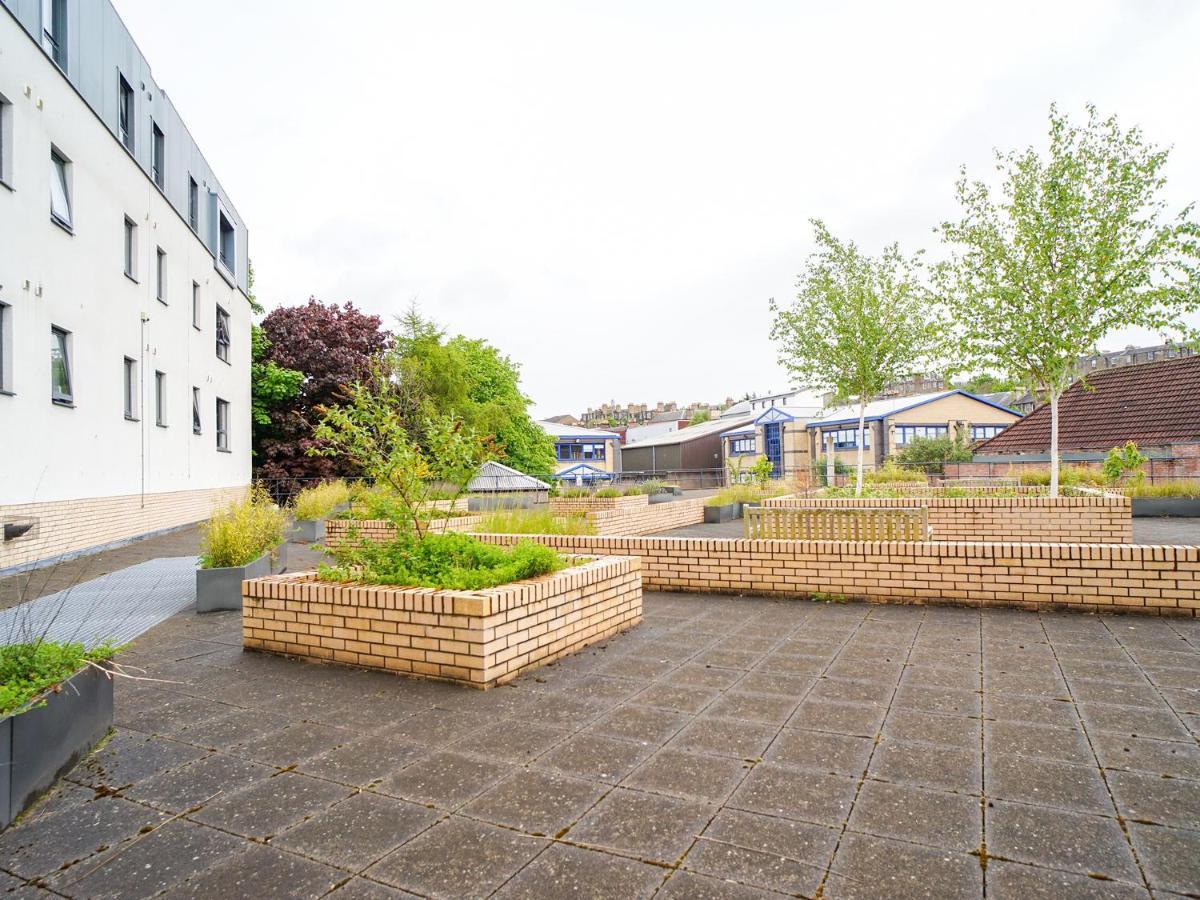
(0, 556), (198, 649)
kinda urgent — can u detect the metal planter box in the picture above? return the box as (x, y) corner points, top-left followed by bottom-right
(1132, 498), (1200, 518)
(704, 503), (741, 523)
(0, 666), (113, 830)
(648, 493), (677, 505)
(290, 519), (326, 542)
(196, 552), (270, 613)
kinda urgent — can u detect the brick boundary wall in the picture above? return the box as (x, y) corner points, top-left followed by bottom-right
(762, 495), (1131, 543)
(242, 556), (643, 688)
(0, 485), (249, 571)
(474, 533), (1199, 617)
(550, 494), (649, 513)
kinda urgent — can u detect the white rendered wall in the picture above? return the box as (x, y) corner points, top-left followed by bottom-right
(0, 15), (252, 508)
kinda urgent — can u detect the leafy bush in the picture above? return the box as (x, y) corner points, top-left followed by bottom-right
(594, 487), (621, 499)
(1126, 480), (1200, 499)
(1102, 442), (1148, 485)
(890, 435), (973, 473)
(199, 487), (288, 569)
(292, 480), (351, 521)
(319, 532), (566, 590)
(705, 484), (788, 507)
(865, 463), (926, 484)
(478, 509), (595, 535)
(1017, 465), (1107, 487)
(0, 641), (120, 717)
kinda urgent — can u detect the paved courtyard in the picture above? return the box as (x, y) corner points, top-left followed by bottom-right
(2, 593), (1198, 898)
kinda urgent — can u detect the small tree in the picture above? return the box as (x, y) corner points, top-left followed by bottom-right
(309, 370), (494, 538)
(1102, 441), (1148, 486)
(770, 220), (944, 496)
(940, 105), (1200, 496)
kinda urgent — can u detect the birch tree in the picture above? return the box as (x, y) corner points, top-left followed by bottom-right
(939, 104), (1200, 496)
(770, 220), (943, 496)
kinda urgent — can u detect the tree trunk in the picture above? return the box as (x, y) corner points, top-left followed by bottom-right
(1049, 393), (1060, 499)
(855, 400), (866, 498)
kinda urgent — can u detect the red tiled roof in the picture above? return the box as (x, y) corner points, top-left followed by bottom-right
(976, 355), (1200, 454)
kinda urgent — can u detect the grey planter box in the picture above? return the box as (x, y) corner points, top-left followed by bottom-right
(271, 541), (288, 575)
(469, 494), (538, 512)
(648, 493), (677, 505)
(290, 519), (325, 543)
(704, 503), (741, 524)
(0, 665), (113, 830)
(196, 552), (270, 613)
(1132, 498), (1200, 518)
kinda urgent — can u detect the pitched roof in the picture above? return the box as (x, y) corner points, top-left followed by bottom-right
(976, 355), (1200, 453)
(809, 390), (1019, 427)
(468, 461), (551, 493)
(537, 420), (621, 440)
(625, 414), (755, 448)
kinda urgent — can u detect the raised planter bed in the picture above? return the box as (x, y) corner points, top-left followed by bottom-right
(197, 552), (271, 613)
(0, 666), (112, 830)
(704, 503), (742, 523)
(291, 503), (350, 542)
(550, 494), (649, 514)
(243, 556), (643, 689)
(1132, 498), (1200, 518)
(324, 516), (485, 550)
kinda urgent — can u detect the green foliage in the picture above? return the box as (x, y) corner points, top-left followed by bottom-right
(750, 456), (775, 486)
(594, 487), (621, 499)
(250, 325), (304, 428)
(955, 373), (1017, 394)
(1016, 465), (1107, 487)
(1125, 480), (1200, 499)
(1102, 442), (1148, 485)
(291, 480), (351, 521)
(939, 104), (1200, 495)
(705, 484), (788, 507)
(0, 641), (121, 717)
(689, 409), (712, 425)
(621, 479), (669, 496)
(890, 435), (973, 473)
(309, 370), (494, 537)
(865, 463), (927, 484)
(388, 307), (557, 475)
(477, 509), (596, 535)
(559, 486), (592, 498)
(199, 487), (288, 569)
(320, 532), (566, 590)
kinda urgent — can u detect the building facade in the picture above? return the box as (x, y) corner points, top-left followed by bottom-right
(0, 0), (252, 570)
(538, 421), (622, 483)
(721, 403), (822, 481)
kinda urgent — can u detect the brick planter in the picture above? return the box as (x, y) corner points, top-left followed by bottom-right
(242, 556), (643, 688)
(550, 494), (649, 514)
(324, 516), (484, 550)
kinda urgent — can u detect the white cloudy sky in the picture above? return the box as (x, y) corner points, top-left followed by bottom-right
(114, 0), (1200, 416)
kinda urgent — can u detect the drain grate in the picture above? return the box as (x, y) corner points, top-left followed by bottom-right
(0, 556), (198, 648)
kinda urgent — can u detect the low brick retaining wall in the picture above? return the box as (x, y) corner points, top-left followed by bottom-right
(324, 516), (483, 548)
(242, 556), (643, 688)
(589, 498), (706, 536)
(475, 533), (1199, 616)
(550, 494), (649, 513)
(763, 494), (1131, 543)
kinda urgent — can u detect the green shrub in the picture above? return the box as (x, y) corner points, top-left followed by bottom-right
(1017, 465), (1107, 487)
(866, 463), (926, 484)
(292, 480), (351, 521)
(1102, 442), (1148, 485)
(319, 532), (567, 590)
(0, 641), (120, 717)
(705, 484), (788, 507)
(594, 487), (621, 499)
(199, 487), (288, 569)
(559, 486), (591, 498)
(1126, 480), (1200, 499)
(477, 509), (595, 535)
(890, 435), (973, 473)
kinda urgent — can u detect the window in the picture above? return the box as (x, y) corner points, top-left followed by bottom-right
(0, 93), (12, 186)
(894, 424), (948, 446)
(50, 150), (72, 229)
(192, 282), (201, 329)
(0, 302), (11, 393)
(215, 398), (229, 450)
(154, 370), (166, 426)
(41, 0), (66, 70)
(123, 217), (137, 278)
(118, 75), (134, 151)
(215, 305), (230, 362)
(188, 176), (199, 230)
(123, 357), (137, 419)
(155, 247), (166, 302)
(555, 442), (607, 462)
(827, 427), (870, 450)
(50, 326), (71, 404)
(218, 211), (235, 272)
(151, 123), (164, 189)
(730, 437), (756, 455)
(971, 424), (1006, 442)
(192, 387), (201, 434)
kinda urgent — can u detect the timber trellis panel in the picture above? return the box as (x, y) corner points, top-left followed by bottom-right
(745, 505), (931, 541)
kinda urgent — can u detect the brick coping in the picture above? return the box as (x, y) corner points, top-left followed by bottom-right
(766, 493), (1130, 508)
(242, 554), (636, 618)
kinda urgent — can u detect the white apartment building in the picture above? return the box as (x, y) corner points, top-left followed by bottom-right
(0, 0), (252, 570)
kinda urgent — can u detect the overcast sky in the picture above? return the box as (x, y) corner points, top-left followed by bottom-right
(114, 0), (1200, 417)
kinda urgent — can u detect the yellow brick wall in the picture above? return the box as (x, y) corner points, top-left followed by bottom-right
(762, 495), (1131, 543)
(0, 485), (249, 570)
(550, 495), (649, 514)
(475, 533), (1199, 617)
(323, 515), (484, 549)
(242, 555), (643, 688)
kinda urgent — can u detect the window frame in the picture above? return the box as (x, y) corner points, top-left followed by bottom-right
(155, 247), (167, 303)
(118, 74), (135, 152)
(729, 436), (756, 455)
(49, 148), (72, 230)
(217, 210), (236, 273)
(215, 397), (229, 451)
(970, 424), (1006, 442)
(123, 356), (138, 420)
(192, 281), (201, 330)
(50, 325), (72, 406)
(123, 216), (138, 280)
(154, 370), (166, 427)
(151, 122), (165, 189)
(215, 305), (230, 363)
(827, 426), (870, 451)
(0, 92), (12, 188)
(0, 302), (11, 395)
(41, 0), (67, 70)
(188, 176), (199, 231)
(192, 386), (202, 434)
(894, 424), (949, 447)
